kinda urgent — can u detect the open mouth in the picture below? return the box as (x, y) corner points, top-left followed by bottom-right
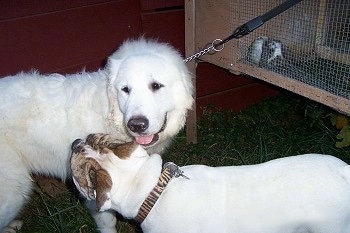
(134, 113), (167, 147)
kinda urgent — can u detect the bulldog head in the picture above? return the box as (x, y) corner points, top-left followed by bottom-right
(70, 133), (145, 211)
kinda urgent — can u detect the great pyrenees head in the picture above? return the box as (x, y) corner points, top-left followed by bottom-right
(106, 38), (193, 153)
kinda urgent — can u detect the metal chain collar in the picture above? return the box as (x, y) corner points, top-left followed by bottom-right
(183, 38), (225, 63)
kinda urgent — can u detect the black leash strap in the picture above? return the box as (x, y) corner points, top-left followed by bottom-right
(184, 0), (303, 63)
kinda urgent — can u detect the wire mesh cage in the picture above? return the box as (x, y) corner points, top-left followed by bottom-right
(193, 0), (350, 114)
(236, 0), (350, 100)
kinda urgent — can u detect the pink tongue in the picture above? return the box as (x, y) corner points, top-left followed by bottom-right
(135, 135), (154, 145)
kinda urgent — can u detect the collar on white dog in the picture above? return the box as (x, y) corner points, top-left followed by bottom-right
(134, 162), (189, 223)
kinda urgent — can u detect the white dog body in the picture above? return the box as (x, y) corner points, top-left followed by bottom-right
(0, 70), (120, 232)
(0, 39), (193, 232)
(150, 157), (350, 233)
(71, 137), (350, 233)
(0, 71), (120, 176)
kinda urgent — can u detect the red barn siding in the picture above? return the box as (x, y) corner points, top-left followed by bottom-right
(142, 9), (185, 55)
(0, 0), (277, 114)
(0, 0), (142, 75)
(0, 0), (111, 19)
(140, 0), (183, 11)
(196, 63), (278, 115)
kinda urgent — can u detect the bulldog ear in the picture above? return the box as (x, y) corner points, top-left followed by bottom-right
(94, 168), (113, 211)
(105, 57), (122, 83)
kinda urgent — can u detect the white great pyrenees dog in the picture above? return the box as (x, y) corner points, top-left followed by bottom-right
(0, 38), (193, 233)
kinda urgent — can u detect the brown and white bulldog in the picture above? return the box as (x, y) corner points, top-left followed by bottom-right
(71, 133), (350, 233)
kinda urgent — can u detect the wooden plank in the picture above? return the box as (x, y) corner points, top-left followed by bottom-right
(196, 62), (254, 97)
(141, 0), (184, 11)
(195, 0), (237, 69)
(0, 0), (112, 20)
(185, 0), (197, 144)
(55, 60), (106, 74)
(236, 63), (350, 114)
(0, 0), (142, 76)
(196, 82), (277, 116)
(142, 9), (185, 55)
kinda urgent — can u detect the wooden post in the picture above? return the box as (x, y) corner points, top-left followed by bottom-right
(184, 0), (197, 144)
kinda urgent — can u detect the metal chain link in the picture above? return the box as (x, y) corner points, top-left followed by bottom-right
(183, 0), (302, 64)
(183, 39), (224, 63)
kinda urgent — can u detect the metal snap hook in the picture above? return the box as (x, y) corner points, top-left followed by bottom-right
(212, 39), (224, 52)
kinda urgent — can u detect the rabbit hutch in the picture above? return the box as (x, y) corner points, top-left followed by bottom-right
(184, 0), (350, 142)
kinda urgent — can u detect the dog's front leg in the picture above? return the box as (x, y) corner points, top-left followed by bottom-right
(85, 199), (117, 233)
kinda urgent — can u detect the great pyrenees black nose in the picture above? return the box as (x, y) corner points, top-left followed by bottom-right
(127, 116), (149, 133)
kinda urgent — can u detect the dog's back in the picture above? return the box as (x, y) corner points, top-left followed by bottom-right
(69, 134), (350, 233)
(0, 71), (114, 177)
(144, 154), (350, 233)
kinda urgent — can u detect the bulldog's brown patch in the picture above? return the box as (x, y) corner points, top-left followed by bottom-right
(111, 141), (138, 159)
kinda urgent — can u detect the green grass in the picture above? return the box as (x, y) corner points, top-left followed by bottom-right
(18, 93), (350, 233)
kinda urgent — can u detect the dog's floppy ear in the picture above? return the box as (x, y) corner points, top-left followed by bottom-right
(73, 159), (113, 211)
(72, 157), (112, 211)
(106, 57), (122, 84)
(172, 78), (194, 111)
(93, 167), (113, 211)
(71, 140), (113, 212)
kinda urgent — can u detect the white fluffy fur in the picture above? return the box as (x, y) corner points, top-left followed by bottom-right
(75, 143), (350, 233)
(0, 38), (193, 232)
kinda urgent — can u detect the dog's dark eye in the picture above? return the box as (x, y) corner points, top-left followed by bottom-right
(121, 86), (130, 94)
(150, 82), (164, 92)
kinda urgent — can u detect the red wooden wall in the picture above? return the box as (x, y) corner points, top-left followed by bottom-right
(0, 0), (142, 75)
(196, 63), (277, 115)
(0, 0), (277, 113)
